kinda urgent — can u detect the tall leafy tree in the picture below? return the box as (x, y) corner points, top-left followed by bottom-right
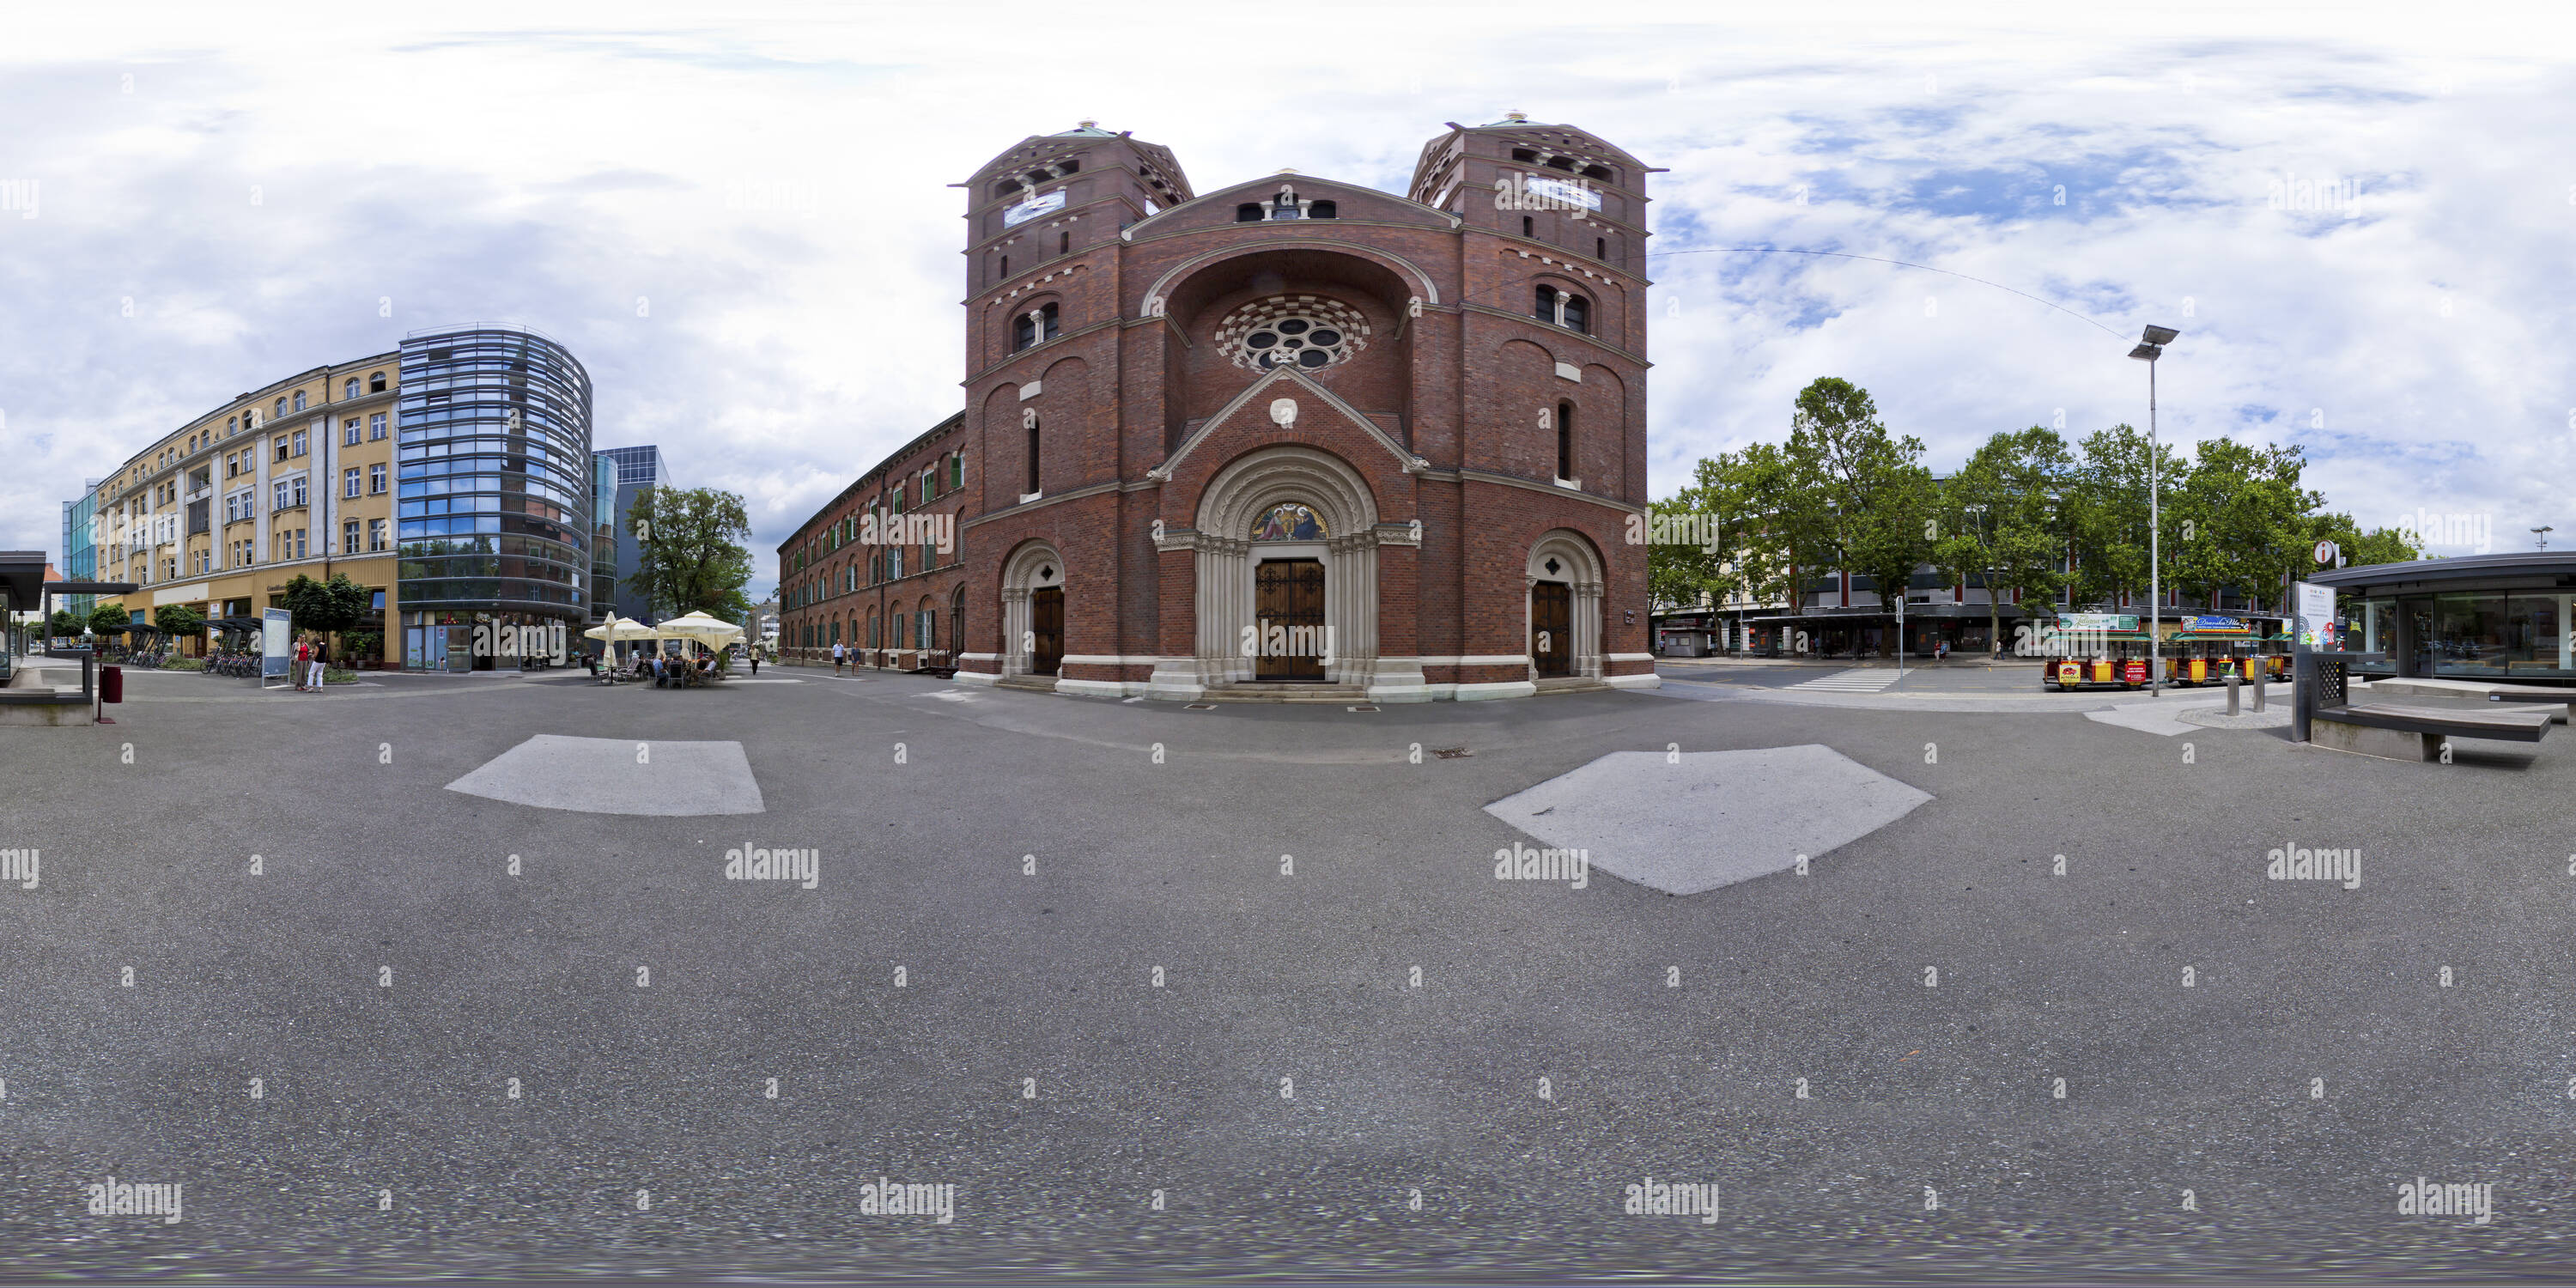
(2066, 424), (2182, 611)
(1785, 378), (1935, 651)
(2171, 438), (2320, 615)
(1931, 426), (2072, 653)
(629, 486), (756, 623)
(88, 604), (131, 635)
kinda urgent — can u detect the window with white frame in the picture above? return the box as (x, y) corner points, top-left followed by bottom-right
(273, 481), (290, 510)
(343, 519), (361, 554)
(368, 518), (387, 551)
(369, 412), (387, 440)
(344, 467), (363, 499)
(369, 463), (387, 494)
(343, 417), (361, 446)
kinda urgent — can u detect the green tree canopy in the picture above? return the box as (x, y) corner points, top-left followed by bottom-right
(630, 486), (756, 623)
(281, 574), (369, 637)
(1932, 426), (2072, 652)
(1785, 378), (1936, 637)
(88, 604), (131, 634)
(153, 603), (207, 639)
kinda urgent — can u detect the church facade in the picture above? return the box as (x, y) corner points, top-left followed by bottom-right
(783, 113), (1659, 702)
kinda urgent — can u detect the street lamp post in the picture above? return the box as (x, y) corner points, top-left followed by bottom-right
(2129, 325), (2180, 697)
(2535, 526), (2554, 550)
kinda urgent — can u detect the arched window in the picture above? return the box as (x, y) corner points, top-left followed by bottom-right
(292, 391), (306, 411)
(369, 372), (386, 392)
(1025, 415), (1042, 495)
(344, 378), (359, 398)
(894, 612), (909, 650)
(829, 620), (840, 646)
(869, 612), (880, 648)
(1012, 302), (1059, 352)
(274, 398), (287, 417)
(1236, 203), (1263, 222)
(919, 598), (937, 651)
(951, 585), (966, 658)
(228, 416), (237, 433)
(1556, 402), (1575, 481)
(1308, 200), (1336, 219)
(1535, 285), (1588, 333)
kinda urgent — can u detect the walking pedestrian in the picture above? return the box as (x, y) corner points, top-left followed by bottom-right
(831, 640), (846, 675)
(749, 647), (760, 676)
(307, 636), (329, 691)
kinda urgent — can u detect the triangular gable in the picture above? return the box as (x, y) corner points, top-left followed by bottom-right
(1148, 366), (1427, 483)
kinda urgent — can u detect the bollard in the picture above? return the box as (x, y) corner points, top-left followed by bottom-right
(2251, 670), (2266, 712)
(2225, 675), (2240, 716)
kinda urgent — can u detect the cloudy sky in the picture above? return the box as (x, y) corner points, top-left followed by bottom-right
(3, 2), (2567, 593)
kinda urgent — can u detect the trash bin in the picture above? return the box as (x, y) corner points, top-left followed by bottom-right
(100, 664), (123, 704)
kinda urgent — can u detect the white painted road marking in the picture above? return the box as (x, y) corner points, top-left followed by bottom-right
(444, 734), (766, 816)
(1484, 745), (1933, 896)
(1786, 669), (1903, 692)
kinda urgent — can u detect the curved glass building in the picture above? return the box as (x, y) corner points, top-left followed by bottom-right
(394, 325), (594, 670)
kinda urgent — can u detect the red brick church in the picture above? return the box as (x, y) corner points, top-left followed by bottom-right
(778, 114), (1658, 701)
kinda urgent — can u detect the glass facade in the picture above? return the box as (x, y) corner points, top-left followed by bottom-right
(2348, 592), (2574, 681)
(589, 452), (619, 623)
(58, 483), (99, 619)
(393, 326), (593, 670)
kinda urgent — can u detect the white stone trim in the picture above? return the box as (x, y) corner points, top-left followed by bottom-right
(1416, 654), (1532, 667)
(1554, 477), (1581, 490)
(1137, 236), (1443, 313)
(957, 653), (999, 662)
(1018, 491), (1042, 505)
(1605, 653), (1656, 662)
(1528, 531), (1607, 680)
(1018, 381), (1042, 400)
(1060, 654), (1161, 665)
(952, 671), (999, 687)
(1455, 680), (1539, 701)
(1185, 445), (1385, 690)
(1604, 673), (1663, 690)
(1054, 677), (1127, 697)
(1152, 365), (1425, 483)
(1554, 361), (1582, 382)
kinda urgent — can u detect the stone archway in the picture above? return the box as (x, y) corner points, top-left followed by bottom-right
(1527, 530), (1606, 681)
(998, 540), (1066, 679)
(1171, 445), (1383, 690)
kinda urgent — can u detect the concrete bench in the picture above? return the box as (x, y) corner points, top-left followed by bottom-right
(2360, 677), (2575, 722)
(2312, 700), (2554, 761)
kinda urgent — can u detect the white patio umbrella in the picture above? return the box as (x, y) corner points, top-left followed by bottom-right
(584, 616), (655, 642)
(655, 611), (745, 646)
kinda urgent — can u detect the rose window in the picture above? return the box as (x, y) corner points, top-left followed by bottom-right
(1216, 296), (1370, 372)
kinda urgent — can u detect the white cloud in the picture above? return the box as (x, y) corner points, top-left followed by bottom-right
(2, 3), (2567, 588)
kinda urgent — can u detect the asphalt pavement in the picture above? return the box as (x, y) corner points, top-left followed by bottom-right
(0, 660), (2567, 1280)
